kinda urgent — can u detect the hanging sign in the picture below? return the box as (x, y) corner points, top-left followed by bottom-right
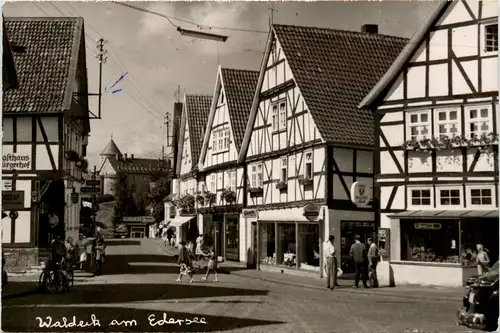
(242, 209), (259, 219)
(3, 191), (25, 210)
(350, 181), (371, 207)
(303, 204), (322, 221)
(2, 152), (31, 170)
(414, 222), (441, 230)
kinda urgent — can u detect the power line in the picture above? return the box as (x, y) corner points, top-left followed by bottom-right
(113, 2), (268, 34)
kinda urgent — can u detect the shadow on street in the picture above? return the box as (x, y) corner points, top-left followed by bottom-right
(104, 240), (142, 247)
(2, 305), (283, 332)
(2, 281), (269, 306)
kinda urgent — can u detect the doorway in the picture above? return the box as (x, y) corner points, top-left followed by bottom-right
(130, 226), (145, 239)
(340, 221), (376, 273)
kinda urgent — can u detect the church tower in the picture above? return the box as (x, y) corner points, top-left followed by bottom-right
(99, 135), (122, 197)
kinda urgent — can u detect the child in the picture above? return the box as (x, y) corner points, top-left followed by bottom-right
(202, 246), (219, 282)
(176, 241), (195, 283)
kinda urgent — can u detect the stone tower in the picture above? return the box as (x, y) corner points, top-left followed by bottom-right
(99, 136), (122, 197)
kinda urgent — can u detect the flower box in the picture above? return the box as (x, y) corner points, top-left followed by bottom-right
(298, 178), (313, 186)
(249, 187), (263, 197)
(221, 189), (236, 205)
(276, 182), (287, 191)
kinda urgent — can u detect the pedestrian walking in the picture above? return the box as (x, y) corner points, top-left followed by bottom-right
(167, 228), (174, 246)
(92, 233), (106, 277)
(367, 237), (379, 288)
(195, 234), (205, 256)
(350, 235), (368, 288)
(202, 246), (219, 282)
(323, 235), (339, 290)
(476, 244), (490, 275)
(176, 241), (195, 283)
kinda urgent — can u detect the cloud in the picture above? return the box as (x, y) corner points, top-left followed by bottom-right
(137, 2), (179, 40)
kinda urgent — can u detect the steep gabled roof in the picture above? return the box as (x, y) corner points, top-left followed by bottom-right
(270, 24), (409, 147)
(221, 68), (260, 151)
(181, 95), (212, 173)
(359, 2), (450, 108)
(101, 138), (122, 156)
(3, 19), (19, 90)
(3, 17), (84, 113)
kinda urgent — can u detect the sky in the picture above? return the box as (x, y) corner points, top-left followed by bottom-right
(3, 1), (437, 169)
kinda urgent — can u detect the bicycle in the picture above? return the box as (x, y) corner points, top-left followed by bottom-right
(38, 261), (70, 293)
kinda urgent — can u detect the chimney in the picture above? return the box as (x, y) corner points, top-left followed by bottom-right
(124, 153), (128, 160)
(115, 154), (120, 160)
(361, 24), (378, 34)
(130, 154), (134, 160)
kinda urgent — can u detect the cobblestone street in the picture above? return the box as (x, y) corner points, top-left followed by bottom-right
(2, 239), (479, 332)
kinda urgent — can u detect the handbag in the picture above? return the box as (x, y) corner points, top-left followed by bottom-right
(337, 267), (343, 277)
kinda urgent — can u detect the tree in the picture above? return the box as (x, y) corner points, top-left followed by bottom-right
(148, 177), (171, 223)
(113, 174), (138, 225)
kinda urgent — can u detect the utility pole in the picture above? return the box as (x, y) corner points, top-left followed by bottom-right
(95, 38), (108, 119)
(90, 165), (98, 235)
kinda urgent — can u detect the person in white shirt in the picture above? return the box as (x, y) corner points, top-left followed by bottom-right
(195, 234), (205, 256)
(324, 235), (338, 290)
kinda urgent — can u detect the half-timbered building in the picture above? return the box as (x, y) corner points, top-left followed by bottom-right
(197, 67), (259, 260)
(359, 0), (498, 287)
(169, 94), (211, 244)
(238, 24), (408, 275)
(2, 17), (91, 270)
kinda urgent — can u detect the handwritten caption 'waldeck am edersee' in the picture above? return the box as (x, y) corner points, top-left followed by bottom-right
(35, 314), (207, 329)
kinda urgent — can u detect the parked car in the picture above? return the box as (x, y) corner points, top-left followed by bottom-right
(457, 260), (499, 331)
(114, 224), (128, 238)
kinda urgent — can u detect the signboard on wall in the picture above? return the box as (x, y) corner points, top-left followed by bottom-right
(242, 209), (259, 219)
(3, 191), (25, 210)
(350, 181), (371, 207)
(2, 153), (31, 170)
(378, 228), (390, 261)
(303, 204), (322, 221)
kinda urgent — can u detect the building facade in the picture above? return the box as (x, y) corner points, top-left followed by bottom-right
(2, 17), (91, 270)
(237, 24), (408, 275)
(169, 95), (212, 244)
(359, 0), (499, 287)
(196, 67), (259, 260)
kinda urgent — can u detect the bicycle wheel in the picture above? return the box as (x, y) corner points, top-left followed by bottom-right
(38, 271), (46, 290)
(45, 271), (65, 293)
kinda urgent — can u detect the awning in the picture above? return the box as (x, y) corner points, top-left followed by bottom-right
(257, 207), (323, 223)
(389, 210), (499, 219)
(168, 215), (195, 227)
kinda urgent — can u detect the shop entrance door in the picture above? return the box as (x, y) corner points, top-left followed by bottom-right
(131, 226), (145, 239)
(225, 216), (239, 262)
(340, 221), (376, 274)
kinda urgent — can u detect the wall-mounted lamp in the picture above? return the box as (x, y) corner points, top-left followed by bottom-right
(177, 27), (228, 42)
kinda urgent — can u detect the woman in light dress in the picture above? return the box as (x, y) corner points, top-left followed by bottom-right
(476, 244), (490, 275)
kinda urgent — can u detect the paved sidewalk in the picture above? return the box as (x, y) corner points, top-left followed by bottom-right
(229, 268), (465, 301)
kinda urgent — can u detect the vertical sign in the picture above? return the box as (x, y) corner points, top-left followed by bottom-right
(378, 228), (390, 261)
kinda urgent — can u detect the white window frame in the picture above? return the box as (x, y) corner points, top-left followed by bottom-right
(482, 23), (498, 54)
(406, 110), (431, 142)
(468, 185), (495, 208)
(434, 108), (461, 138)
(224, 129), (230, 150)
(436, 186), (463, 208)
(218, 132), (223, 151)
(230, 170), (237, 192)
(304, 151), (313, 180)
(210, 174), (216, 193)
(279, 101), (287, 130)
(250, 163), (263, 188)
(465, 104), (493, 139)
(272, 104), (279, 131)
(408, 186), (433, 208)
(212, 132), (218, 153)
(280, 157), (287, 182)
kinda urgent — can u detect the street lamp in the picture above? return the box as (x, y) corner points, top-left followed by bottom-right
(177, 27), (228, 42)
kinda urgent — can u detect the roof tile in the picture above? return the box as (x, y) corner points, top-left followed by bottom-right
(273, 24), (408, 147)
(185, 95), (212, 170)
(221, 68), (259, 152)
(3, 17), (81, 113)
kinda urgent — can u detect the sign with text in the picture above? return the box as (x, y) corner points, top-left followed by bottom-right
(81, 187), (101, 194)
(3, 191), (25, 210)
(414, 222), (441, 230)
(350, 181), (371, 207)
(303, 204), (322, 221)
(242, 209), (259, 219)
(85, 179), (101, 186)
(2, 152), (31, 170)
(123, 216), (155, 223)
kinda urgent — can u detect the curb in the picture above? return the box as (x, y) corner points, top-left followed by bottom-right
(229, 271), (462, 302)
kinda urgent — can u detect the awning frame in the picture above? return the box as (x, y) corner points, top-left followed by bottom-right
(388, 210), (499, 219)
(168, 215), (195, 227)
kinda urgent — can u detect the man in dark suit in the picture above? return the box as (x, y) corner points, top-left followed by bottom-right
(350, 235), (368, 288)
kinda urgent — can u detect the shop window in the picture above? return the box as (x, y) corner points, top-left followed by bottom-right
(439, 188), (461, 206)
(298, 224), (320, 271)
(277, 223), (296, 267)
(460, 219), (499, 268)
(259, 223), (276, 265)
(225, 217), (239, 261)
(406, 110), (430, 141)
(400, 219), (460, 263)
(470, 188), (493, 206)
(465, 105), (492, 139)
(410, 188), (432, 206)
(435, 109), (460, 138)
